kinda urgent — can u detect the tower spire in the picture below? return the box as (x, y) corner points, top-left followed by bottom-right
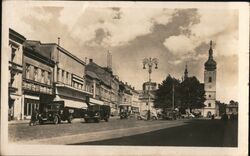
(184, 63), (188, 80)
(209, 40), (213, 59)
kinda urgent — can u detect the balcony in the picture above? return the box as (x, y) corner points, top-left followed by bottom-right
(23, 79), (53, 94)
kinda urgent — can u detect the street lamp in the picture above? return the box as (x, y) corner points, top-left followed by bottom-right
(142, 57), (158, 120)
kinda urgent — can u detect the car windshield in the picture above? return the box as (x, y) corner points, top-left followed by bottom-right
(47, 104), (60, 110)
(88, 105), (100, 111)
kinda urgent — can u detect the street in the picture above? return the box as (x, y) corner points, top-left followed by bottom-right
(74, 119), (238, 147)
(9, 118), (237, 146)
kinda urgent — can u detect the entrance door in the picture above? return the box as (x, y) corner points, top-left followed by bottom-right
(207, 111), (212, 118)
(24, 98), (39, 119)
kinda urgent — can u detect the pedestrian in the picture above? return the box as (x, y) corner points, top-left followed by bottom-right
(29, 108), (39, 126)
(147, 110), (151, 120)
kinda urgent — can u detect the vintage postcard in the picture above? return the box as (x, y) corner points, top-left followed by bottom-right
(1, 1), (249, 156)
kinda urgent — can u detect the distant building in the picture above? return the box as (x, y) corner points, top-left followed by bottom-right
(226, 103), (238, 116)
(8, 28), (26, 120)
(86, 59), (120, 114)
(203, 41), (217, 117)
(142, 81), (158, 91)
(138, 81), (158, 112)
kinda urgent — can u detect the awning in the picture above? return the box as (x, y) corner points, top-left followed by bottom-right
(56, 96), (88, 109)
(89, 98), (104, 105)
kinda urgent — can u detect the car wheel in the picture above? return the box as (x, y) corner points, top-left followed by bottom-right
(95, 118), (100, 123)
(84, 118), (89, 123)
(53, 116), (59, 125)
(104, 118), (109, 122)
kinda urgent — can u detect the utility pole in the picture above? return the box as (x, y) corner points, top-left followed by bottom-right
(172, 82), (175, 110)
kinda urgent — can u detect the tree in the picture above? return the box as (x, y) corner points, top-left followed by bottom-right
(216, 100), (226, 116)
(154, 75), (181, 109)
(179, 76), (206, 111)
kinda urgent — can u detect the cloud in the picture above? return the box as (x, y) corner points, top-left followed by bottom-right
(163, 35), (195, 55)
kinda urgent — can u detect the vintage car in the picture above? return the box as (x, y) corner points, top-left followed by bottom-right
(84, 104), (110, 123)
(39, 101), (84, 124)
(137, 110), (158, 120)
(161, 108), (178, 120)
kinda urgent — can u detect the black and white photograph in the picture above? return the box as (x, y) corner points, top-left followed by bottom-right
(1, 1), (249, 156)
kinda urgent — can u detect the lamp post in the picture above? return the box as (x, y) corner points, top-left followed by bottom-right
(142, 57), (158, 120)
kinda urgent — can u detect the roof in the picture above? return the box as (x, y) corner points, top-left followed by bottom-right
(23, 40), (54, 60)
(86, 61), (111, 87)
(86, 70), (100, 80)
(9, 28), (26, 44)
(24, 40), (86, 66)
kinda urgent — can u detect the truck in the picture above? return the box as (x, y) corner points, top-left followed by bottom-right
(38, 101), (86, 124)
(84, 104), (111, 123)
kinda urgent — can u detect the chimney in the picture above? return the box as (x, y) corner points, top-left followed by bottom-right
(89, 58), (93, 63)
(58, 37), (60, 46)
(85, 57), (88, 64)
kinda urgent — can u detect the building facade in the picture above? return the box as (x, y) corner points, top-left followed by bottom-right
(22, 40), (54, 119)
(8, 28), (26, 120)
(203, 41), (217, 117)
(86, 59), (119, 114)
(138, 81), (157, 112)
(50, 44), (91, 109)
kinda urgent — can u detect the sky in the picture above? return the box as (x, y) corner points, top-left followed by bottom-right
(7, 2), (239, 103)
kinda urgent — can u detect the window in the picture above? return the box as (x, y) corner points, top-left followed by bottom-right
(62, 70), (64, 83)
(57, 69), (60, 82)
(208, 77), (212, 83)
(11, 47), (17, 62)
(25, 64), (31, 79)
(34, 67), (38, 81)
(47, 72), (51, 85)
(208, 95), (211, 98)
(208, 103), (211, 107)
(91, 85), (94, 93)
(66, 72), (68, 84)
(41, 70), (45, 83)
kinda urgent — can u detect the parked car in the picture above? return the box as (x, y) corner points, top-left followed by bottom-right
(137, 110), (158, 120)
(120, 111), (129, 119)
(39, 101), (76, 124)
(161, 108), (178, 120)
(84, 104), (110, 123)
(181, 112), (195, 119)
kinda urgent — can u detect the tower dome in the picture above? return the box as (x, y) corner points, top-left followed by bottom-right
(205, 40), (217, 71)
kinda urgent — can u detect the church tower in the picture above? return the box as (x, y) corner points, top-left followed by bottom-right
(203, 40), (217, 117)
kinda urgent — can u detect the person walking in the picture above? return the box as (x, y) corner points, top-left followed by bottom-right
(29, 108), (39, 126)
